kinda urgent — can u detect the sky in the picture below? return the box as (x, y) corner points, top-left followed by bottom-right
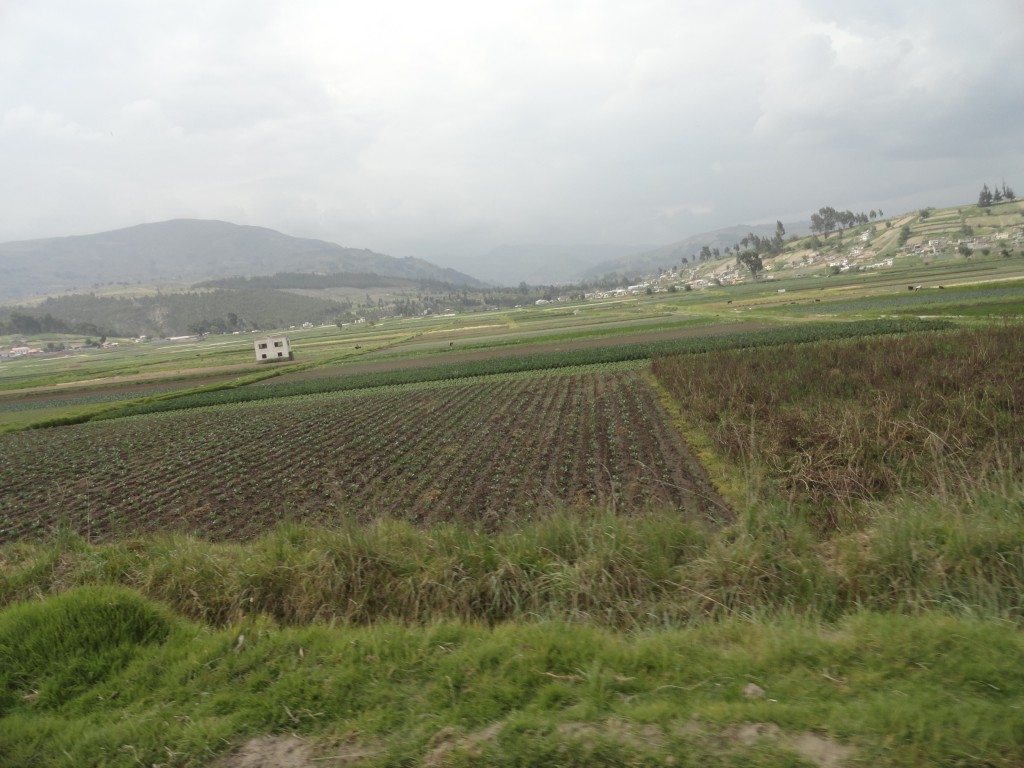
(2, 0), (1023, 280)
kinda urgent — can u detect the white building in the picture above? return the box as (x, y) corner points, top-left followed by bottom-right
(254, 335), (292, 362)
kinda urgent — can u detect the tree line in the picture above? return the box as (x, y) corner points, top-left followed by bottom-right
(977, 182), (1015, 207)
(809, 206), (878, 238)
(0, 311), (110, 338)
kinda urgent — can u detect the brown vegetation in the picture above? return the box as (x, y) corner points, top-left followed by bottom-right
(652, 323), (1024, 526)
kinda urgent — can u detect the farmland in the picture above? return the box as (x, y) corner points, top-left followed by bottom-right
(653, 323), (1024, 520)
(0, 367), (724, 542)
(2, 215), (1024, 766)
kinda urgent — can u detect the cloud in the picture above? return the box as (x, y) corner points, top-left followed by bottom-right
(0, 0), (1021, 278)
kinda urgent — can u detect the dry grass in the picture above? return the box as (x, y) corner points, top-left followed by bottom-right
(652, 323), (1024, 527)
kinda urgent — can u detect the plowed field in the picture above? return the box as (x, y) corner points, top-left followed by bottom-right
(0, 369), (726, 542)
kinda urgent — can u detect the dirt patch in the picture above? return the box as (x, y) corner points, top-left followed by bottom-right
(216, 735), (379, 768)
(423, 723), (503, 767)
(558, 720), (668, 751)
(421, 719), (852, 766)
(216, 736), (314, 768)
(723, 723), (855, 767)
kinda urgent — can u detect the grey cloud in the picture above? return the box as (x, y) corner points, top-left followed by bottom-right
(0, 1), (1021, 279)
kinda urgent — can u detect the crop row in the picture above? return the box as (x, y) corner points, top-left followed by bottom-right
(782, 284), (1024, 315)
(0, 369), (721, 542)
(0, 386), (183, 414)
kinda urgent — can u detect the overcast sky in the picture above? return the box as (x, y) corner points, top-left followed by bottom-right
(2, 0), (1022, 274)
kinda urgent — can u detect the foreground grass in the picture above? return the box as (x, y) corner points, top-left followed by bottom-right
(1, 586), (1022, 767)
(3, 474), (1023, 628)
(2, 475), (1023, 765)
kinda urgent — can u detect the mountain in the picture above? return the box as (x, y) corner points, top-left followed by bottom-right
(0, 219), (484, 300)
(582, 221), (811, 279)
(440, 243), (653, 286)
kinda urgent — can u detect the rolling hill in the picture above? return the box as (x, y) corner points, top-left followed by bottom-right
(0, 219), (484, 300)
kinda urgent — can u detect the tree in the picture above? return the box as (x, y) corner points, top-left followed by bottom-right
(958, 244), (973, 257)
(772, 220), (785, 251)
(809, 206), (838, 238)
(737, 251), (764, 278)
(978, 184), (993, 207)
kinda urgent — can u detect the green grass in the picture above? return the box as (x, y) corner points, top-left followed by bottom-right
(0, 583), (1022, 766)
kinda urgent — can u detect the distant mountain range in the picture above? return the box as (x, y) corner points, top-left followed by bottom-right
(0, 217), (819, 301)
(582, 222), (811, 279)
(0, 219), (484, 300)
(440, 243), (655, 286)
(445, 222), (812, 285)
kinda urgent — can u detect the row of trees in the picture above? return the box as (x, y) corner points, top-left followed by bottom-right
(0, 312), (109, 338)
(809, 206), (877, 238)
(730, 221), (790, 277)
(687, 220), (789, 273)
(978, 182), (1015, 207)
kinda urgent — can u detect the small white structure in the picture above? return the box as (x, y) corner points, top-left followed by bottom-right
(254, 335), (292, 362)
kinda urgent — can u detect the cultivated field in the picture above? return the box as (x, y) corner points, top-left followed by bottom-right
(653, 323), (1024, 521)
(0, 368), (725, 542)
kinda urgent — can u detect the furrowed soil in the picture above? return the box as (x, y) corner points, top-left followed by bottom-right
(0, 369), (727, 542)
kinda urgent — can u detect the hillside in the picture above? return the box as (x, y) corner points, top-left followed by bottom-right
(583, 222), (810, 279)
(443, 242), (653, 285)
(0, 219), (484, 300)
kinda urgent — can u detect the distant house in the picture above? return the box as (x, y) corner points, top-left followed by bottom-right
(254, 335), (293, 362)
